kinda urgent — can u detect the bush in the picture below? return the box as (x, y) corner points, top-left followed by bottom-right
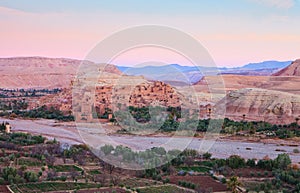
(191, 183), (196, 189)
(0, 177), (5, 185)
(60, 176), (67, 181)
(100, 144), (114, 155)
(293, 149), (300, 154)
(156, 175), (162, 181)
(246, 159), (256, 167)
(221, 178), (226, 184)
(227, 155), (246, 169)
(165, 178), (170, 183)
(274, 153), (291, 170)
(203, 152), (212, 159)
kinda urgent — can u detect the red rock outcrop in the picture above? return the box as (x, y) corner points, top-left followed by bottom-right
(273, 59), (300, 76)
(215, 88), (300, 124)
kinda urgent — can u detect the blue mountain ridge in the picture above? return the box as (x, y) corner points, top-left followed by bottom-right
(116, 60), (292, 85)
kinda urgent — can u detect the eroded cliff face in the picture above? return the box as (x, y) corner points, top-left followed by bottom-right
(215, 88), (300, 124)
(273, 59), (300, 76)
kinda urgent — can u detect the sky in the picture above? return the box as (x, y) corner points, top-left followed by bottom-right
(0, 0), (300, 67)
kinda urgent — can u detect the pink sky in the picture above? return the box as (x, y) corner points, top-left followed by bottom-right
(0, 2), (300, 67)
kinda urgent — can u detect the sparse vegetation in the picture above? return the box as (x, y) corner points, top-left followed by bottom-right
(4, 105), (75, 121)
(0, 119), (299, 192)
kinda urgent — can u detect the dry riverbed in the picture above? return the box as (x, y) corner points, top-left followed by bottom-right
(1, 118), (299, 163)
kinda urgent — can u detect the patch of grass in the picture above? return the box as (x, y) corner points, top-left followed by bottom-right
(177, 166), (210, 173)
(17, 158), (43, 167)
(48, 165), (82, 172)
(138, 185), (194, 193)
(12, 182), (99, 192)
(121, 178), (160, 187)
(89, 169), (101, 175)
(197, 160), (214, 167)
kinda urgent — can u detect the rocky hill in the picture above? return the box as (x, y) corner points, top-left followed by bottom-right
(194, 75), (300, 95)
(273, 59), (300, 76)
(215, 88), (300, 124)
(32, 72), (185, 122)
(0, 57), (122, 89)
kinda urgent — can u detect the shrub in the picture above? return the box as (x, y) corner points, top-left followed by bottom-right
(0, 177), (5, 185)
(221, 178), (226, 184)
(203, 152), (212, 159)
(274, 153), (291, 170)
(187, 182), (191, 188)
(227, 155), (246, 169)
(101, 144), (114, 155)
(60, 176), (67, 181)
(191, 183), (196, 189)
(246, 159), (256, 167)
(293, 149), (300, 154)
(152, 175), (157, 180)
(156, 175), (162, 181)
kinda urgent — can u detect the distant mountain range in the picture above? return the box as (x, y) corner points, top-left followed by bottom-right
(241, 61), (292, 69)
(117, 60), (292, 85)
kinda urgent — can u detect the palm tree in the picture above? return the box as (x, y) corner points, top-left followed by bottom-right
(226, 176), (242, 193)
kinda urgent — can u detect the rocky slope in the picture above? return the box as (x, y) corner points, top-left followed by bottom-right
(194, 75), (300, 95)
(215, 88), (300, 124)
(0, 57), (122, 89)
(273, 59), (300, 76)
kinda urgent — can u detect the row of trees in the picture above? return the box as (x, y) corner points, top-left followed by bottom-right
(0, 167), (39, 184)
(0, 88), (62, 98)
(114, 106), (300, 136)
(214, 153), (291, 171)
(0, 131), (45, 146)
(11, 105), (74, 121)
(100, 144), (175, 168)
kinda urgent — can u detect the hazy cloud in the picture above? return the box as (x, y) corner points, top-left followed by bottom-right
(251, 0), (296, 9)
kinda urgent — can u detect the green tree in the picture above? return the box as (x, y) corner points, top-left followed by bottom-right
(24, 171), (38, 182)
(274, 153), (291, 170)
(227, 155), (245, 169)
(203, 152), (212, 159)
(101, 144), (114, 155)
(2, 167), (17, 181)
